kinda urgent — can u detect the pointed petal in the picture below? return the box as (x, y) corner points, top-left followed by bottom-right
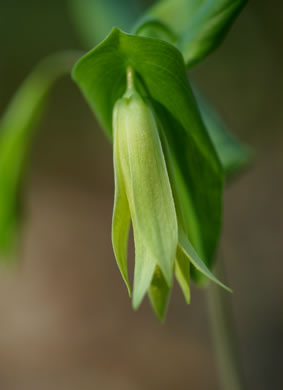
(148, 266), (171, 321)
(132, 230), (156, 310)
(179, 230), (232, 292)
(118, 92), (178, 286)
(175, 246), (191, 304)
(111, 116), (131, 295)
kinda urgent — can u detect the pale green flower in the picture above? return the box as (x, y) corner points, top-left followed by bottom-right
(111, 77), (229, 320)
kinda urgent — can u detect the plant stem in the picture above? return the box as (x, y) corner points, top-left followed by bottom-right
(126, 66), (135, 90)
(207, 260), (245, 390)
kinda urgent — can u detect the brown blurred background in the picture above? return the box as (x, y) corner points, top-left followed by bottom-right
(0, 1), (282, 389)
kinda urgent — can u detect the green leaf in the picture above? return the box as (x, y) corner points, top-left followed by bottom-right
(0, 52), (79, 256)
(113, 90), (178, 288)
(192, 86), (251, 180)
(155, 103), (223, 271)
(69, 0), (141, 48)
(175, 246), (191, 304)
(148, 266), (170, 321)
(179, 229), (231, 292)
(144, 0), (247, 66)
(73, 27), (224, 275)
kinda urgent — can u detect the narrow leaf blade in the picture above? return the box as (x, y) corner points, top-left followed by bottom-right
(0, 52), (78, 256)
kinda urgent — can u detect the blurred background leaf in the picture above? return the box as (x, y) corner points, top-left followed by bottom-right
(69, 0), (141, 48)
(0, 52), (78, 256)
(145, 0), (247, 66)
(192, 85), (251, 180)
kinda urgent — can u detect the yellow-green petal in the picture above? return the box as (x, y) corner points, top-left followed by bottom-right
(148, 266), (170, 322)
(178, 230), (231, 292)
(175, 246), (191, 304)
(132, 230), (157, 310)
(111, 107), (131, 295)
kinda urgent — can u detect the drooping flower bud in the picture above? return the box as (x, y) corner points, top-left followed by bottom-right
(111, 69), (230, 320)
(112, 80), (178, 313)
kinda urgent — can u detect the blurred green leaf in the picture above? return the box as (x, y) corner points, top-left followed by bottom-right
(193, 86), (251, 180)
(145, 0), (247, 66)
(0, 52), (79, 256)
(73, 28), (224, 277)
(69, 0), (141, 48)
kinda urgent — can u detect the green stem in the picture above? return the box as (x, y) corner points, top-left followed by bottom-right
(126, 66), (135, 90)
(207, 260), (245, 390)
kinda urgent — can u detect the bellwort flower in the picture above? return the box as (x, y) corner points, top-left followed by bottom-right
(111, 69), (229, 320)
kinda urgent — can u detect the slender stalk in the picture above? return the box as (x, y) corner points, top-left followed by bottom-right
(207, 259), (245, 390)
(126, 66), (135, 90)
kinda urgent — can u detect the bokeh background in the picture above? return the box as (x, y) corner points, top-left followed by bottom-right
(0, 1), (282, 389)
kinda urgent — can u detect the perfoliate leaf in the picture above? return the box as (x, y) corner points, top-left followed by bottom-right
(0, 52), (79, 256)
(73, 28), (224, 279)
(148, 266), (170, 321)
(193, 86), (251, 180)
(175, 246), (191, 304)
(179, 229), (231, 292)
(113, 90), (178, 289)
(155, 103), (223, 273)
(144, 0), (247, 67)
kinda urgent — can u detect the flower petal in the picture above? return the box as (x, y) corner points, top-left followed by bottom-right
(112, 112), (131, 295)
(132, 231), (156, 310)
(148, 266), (170, 321)
(175, 246), (191, 304)
(178, 230), (232, 292)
